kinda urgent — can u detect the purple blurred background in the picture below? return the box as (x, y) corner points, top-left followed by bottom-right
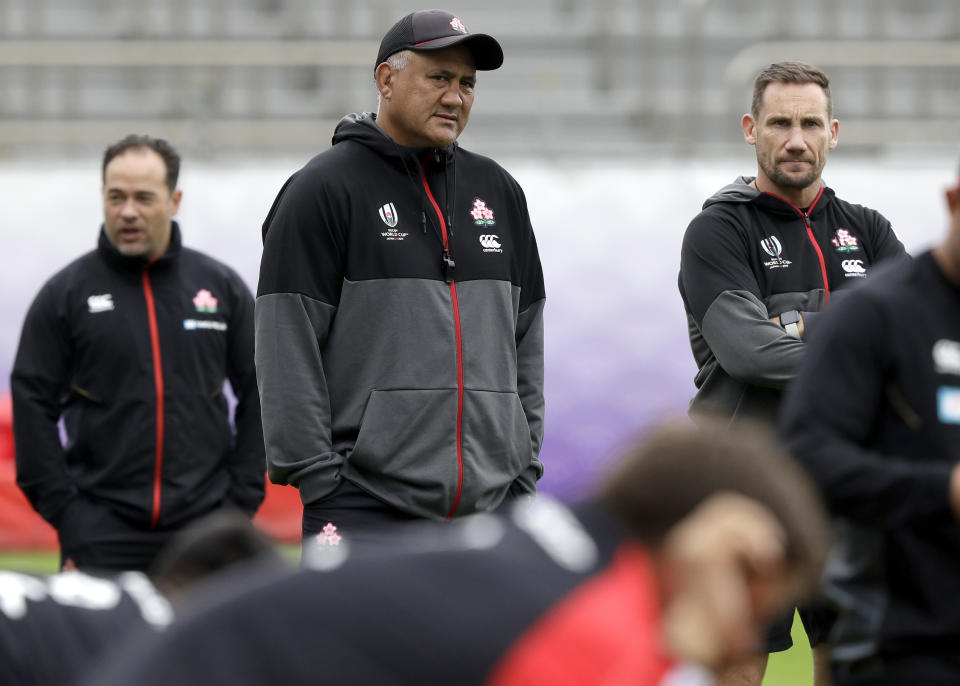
(1, 156), (950, 500)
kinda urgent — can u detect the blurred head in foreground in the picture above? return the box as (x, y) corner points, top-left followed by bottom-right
(148, 510), (283, 607)
(83, 418), (829, 686)
(0, 511), (284, 686)
(597, 417), (830, 669)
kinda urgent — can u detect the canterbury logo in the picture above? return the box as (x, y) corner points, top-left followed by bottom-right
(841, 259), (866, 275)
(479, 234), (501, 249)
(87, 294), (114, 313)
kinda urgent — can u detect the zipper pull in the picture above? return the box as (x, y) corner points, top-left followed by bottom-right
(421, 210), (427, 234)
(442, 248), (456, 284)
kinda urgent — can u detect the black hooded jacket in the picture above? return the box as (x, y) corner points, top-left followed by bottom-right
(679, 177), (906, 424)
(11, 224), (264, 544)
(781, 252), (960, 664)
(255, 113), (545, 519)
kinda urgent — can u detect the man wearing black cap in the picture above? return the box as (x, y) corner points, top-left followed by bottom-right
(256, 10), (545, 545)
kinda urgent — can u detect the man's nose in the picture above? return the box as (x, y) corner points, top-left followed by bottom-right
(440, 85), (463, 107)
(120, 199), (138, 218)
(785, 126), (807, 151)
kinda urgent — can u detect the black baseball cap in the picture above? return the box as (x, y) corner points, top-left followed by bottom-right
(375, 9), (504, 73)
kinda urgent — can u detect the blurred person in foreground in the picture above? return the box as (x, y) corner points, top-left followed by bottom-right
(11, 134), (265, 573)
(678, 61), (906, 685)
(82, 420), (830, 686)
(780, 160), (960, 685)
(255, 9), (545, 546)
(0, 511), (282, 686)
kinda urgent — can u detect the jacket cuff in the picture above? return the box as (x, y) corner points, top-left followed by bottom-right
(509, 460), (542, 497)
(296, 463), (343, 506)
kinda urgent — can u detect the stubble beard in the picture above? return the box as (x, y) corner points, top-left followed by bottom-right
(759, 155), (823, 191)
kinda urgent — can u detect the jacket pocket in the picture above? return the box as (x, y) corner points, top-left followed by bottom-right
(459, 390), (531, 511)
(348, 389), (460, 490)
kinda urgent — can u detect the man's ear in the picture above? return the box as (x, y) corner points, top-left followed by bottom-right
(170, 189), (183, 216)
(946, 184), (960, 216)
(375, 62), (394, 101)
(741, 114), (757, 146)
(828, 118), (839, 150)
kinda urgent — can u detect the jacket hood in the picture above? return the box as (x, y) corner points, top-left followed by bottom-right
(331, 112), (457, 167)
(702, 176), (762, 209)
(703, 176), (835, 217)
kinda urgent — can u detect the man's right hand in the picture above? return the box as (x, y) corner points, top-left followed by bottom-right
(659, 493), (790, 671)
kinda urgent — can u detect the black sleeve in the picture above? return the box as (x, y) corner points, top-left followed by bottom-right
(780, 291), (954, 526)
(10, 279), (77, 525)
(224, 271), (266, 514)
(257, 168), (346, 304)
(868, 210), (908, 263)
(680, 211), (804, 388)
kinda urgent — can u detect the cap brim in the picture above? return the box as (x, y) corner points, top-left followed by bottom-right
(409, 33), (503, 70)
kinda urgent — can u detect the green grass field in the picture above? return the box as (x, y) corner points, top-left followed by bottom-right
(0, 548), (814, 685)
(0, 549), (59, 574)
(765, 613), (815, 686)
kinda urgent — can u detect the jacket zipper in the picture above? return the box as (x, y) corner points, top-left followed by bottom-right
(762, 186), (830, 304)
(421, 160), (464, 519)
(141, 267), (165, 529)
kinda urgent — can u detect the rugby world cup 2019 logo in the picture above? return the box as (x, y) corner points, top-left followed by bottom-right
(378, 201), (409, 241)
(760, 235), (792, 269)
(379, 202), (398, 228)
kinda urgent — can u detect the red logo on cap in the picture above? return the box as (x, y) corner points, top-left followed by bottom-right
(450, 17), (468, 33)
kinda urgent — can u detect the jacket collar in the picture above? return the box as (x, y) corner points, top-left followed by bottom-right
(331, 112), (457, 170)
(97, 221), (183, 271)
(704, 176), (836, 218)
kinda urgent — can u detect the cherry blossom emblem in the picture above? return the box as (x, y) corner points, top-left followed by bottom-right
(470, 198), (496, 227)
(316, 522), (343, 546)
(192, 289), (218, 313)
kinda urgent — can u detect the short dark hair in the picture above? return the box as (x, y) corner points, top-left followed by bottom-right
(102, 134), (181, 193)
(596, 418), (830, 592)
(751, 61), (832, 119)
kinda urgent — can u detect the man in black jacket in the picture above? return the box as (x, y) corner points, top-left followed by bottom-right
(678, 62), (906, 685)
(256, 10), (545, 543)
(780, 161), (960, 685)
(11, 134), (265, 572)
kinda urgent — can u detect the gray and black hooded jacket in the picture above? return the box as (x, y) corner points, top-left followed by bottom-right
(255, 113), (545, 520)
(679, 177), (905, 424)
